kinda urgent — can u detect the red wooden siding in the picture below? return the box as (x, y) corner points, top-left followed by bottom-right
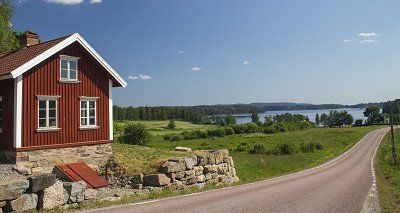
(0, 79), (14, 149)
(22, 42), (110, 148)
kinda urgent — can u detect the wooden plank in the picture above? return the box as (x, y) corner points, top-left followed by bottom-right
(57, 162), (108, 189)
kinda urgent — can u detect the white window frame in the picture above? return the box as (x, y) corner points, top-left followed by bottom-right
(37, 96), (60, 132)
(79, 97), (99, 130)
(59, 55), (80, 83)
(0, 96), (3, 134)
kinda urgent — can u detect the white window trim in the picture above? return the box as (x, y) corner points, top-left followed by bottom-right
(37, 95), (60, 132)
(80, 97), (99, 130)
(0, 96), (3, 134)
(59, 55), (80, 83)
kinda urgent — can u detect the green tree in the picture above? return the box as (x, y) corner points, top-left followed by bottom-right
(121, 123), (151, 146)
(167, 119), (176, 129)
(214, 115), (225, 126)
(315, 113), (320, 126)
(363, 106), (384, 124)
(0, 0), (19, 53)
(320, 113), (328, 126)
(224, 115), (237, 125)
(251, 112), (259, 124)
(264, 115), (273, 126)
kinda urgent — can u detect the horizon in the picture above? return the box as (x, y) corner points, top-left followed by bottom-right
(11, 0), (400, 106)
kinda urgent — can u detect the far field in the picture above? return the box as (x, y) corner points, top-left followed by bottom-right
(114, 121), (380, 183)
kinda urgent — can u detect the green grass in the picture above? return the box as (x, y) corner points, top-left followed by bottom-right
(115, 120), (214, 135)
(148, 126), (380, 183)
(376, 128), (400, 212)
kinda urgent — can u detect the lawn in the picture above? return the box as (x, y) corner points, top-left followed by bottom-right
(376, 128), (400, 212)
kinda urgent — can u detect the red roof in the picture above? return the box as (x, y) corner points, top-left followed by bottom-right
(0, 35), (70, 77)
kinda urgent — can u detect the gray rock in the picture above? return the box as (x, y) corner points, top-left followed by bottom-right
(184, 156), (198, 169)
(84, 189), (97, 200)
(197, 155), (208, 166)
(9, 194), (38, 212)
(40, 180), (69, 210)
(175, 147), (192, 152)
(193, 166), (204, 176)
(63, 181), (86, 203)
(204, 165), (218, 173)
(132, 184), (143, 190)
(29, 173), (57, 193)
(0, 201), (5, 208)
(159, 161), (185, 173)
(12, 166), (30, 176)
(175, 171), (185, 180)
(0, 179), (29, 201)
(143, 174), (171, 186)
(205, 173), (212, 180)
(197, 175), (206, 183)
(184, 170), (196, 179)
(167, 180), (184, 190)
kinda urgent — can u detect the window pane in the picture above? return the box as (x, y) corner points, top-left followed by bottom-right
(70, 61), (77, 70)
(81, 101), (87, 109)
(81, 110), (87, 117)
(89, 118), (95, 125)
(61, 60), (68, 69)
(39, 100), (46, 109)
(89, 109), (95, 117)
(39, 110), (46, 118)
(49, 118), (57, 127)
(61, 69), (68, 79)
(49, 109), (56, 118)
(49, 101), (56, 109)
(81, 118), (87, 125)
(70, 70), (77, 80)
(39, 119), (46, 127)
(89, 101), (95, 108)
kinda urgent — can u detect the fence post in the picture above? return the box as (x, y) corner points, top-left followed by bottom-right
(390, 102), (397, 165)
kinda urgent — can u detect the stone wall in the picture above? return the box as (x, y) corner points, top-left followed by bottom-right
(12, 144), (112, 174)
(131, 149), (239, 190)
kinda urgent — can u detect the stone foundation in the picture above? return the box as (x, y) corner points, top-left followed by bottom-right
(10, 144), (112, 174)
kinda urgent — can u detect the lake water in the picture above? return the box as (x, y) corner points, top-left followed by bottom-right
(235, 108), (366, 124)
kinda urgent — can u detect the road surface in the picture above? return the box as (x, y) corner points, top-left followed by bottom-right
(88, 128), (388, 213)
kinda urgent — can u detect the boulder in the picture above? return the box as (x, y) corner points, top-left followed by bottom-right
(132, 184), (143, 190)
(131, 174), (144, 184)
(63, 181), (86, 203)
(40, 180), (68, 210)
(193, 166), (204, 176)
(184, 170), (196, 179)
(197, 155), (208, 166)
(184, 156), (198, 169)
(166, 173), (176, 182)
(167, 180), (184, 190)
(143, 174), (171, 186)
(197, 175), (206, 183)
(31, 166), (44, 174)
(175, 171), (185, 180)
(29, 173), (57, 193)
(205, 173), (212, 180)
(12, 166), (30, 176)
(84, 189), (97, 200)
(9, 194), (38, 212)
(159, 161), (185, 173)
(175, 147), (192, 152)
(203, 165), (218, 173)
(0, 179), (29, 201)
(207, 155), (216, 164)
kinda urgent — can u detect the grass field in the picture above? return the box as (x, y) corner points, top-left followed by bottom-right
(376, 128), (400, 212)
(113, 122), (380, 183)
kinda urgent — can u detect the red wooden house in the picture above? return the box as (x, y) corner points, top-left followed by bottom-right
(0, 32), (126, 172)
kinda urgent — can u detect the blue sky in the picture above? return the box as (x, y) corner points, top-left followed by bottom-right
(12, 0), (400, 106)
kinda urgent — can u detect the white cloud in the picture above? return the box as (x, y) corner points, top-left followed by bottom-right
(178, 50), (186, 54)
(360, 39), (378, 43)
(139, 74), (152, 80)
(46, 0), (83, 4)
(89, 0), (102, 4)
(190, 67), (203, 72)
(342, 39), (351, 43)
(358, 32), (378, 37)
(243, 59), (251, 64)
(128, 74), (152, 80)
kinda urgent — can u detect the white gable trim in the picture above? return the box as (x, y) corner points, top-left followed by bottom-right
(10, 33), (127, 88)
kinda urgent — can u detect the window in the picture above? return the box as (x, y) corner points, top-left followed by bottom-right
(80, 97), (98, 128)
(0, 96), (3, 133)
(60, 55), (79, 82)
(37, 96), (59, 131)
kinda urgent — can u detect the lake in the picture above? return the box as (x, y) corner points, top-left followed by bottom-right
(235, 108), (366, 124)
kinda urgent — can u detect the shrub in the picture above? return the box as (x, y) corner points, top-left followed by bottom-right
(263, 126), (277, 134)
(232, 124), (246, 134)
(249, 144), (266, 154)
(167, 119), (176, 129)
(278, 143), (297, 155)
(224, 115), (237, 125)
(224, 126), (235, 135)
(163, 134), (171, 141)
(170, 134), (183, 141)
(121, 123), (151, 146)
(244, 123), (260, 133)
(236, 142), (251, 152)
(182, 131), (198, 140)
(273, 122), (288, 132)
(207, 128), (226, 138)
(193, 130), (207, 139)
(300, 141), (324, 153)
(354, 119), (363, 126)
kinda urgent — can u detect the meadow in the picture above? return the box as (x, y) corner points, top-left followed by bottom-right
(376, 129), (400, 212)
(114, 121), (380, 183)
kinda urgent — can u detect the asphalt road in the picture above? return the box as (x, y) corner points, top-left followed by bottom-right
(88, 128), (388, 213)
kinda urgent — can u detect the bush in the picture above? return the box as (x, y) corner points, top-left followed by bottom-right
(163, 134), (171, 141)
(170, 134), (183, 141)
(167, 119), (176, 129)
(263, 126), (277, 134)
(300, 142), (324, 153)
(182, 131), (198, 140)
(249, 144), (266, 154)
(236, 142), (251, 152)
(224, 126), (235, 135)
(193, 130), (207, 139)
(121, 123), (151, 146)
(278, 143), (297, 155)
(273, 122), (288, 132)
(206, 128), (226, 138)
(354, 119), (364, 126)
